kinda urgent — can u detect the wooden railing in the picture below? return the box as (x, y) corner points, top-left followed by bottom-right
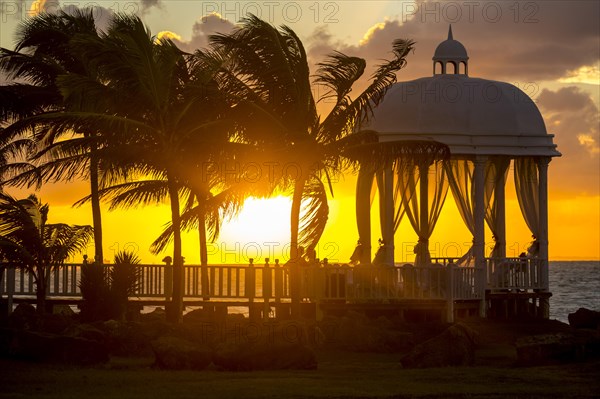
(0, 261), (481, 302)
(485, 257), (545, 291)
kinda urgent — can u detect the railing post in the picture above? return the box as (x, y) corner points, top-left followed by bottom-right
(245, 259), (255, 302)
(263, 258), (272, 320)
(446, 263), (456, 323)
(7, 265), (15, 316)
(163, 256), (173, 301)
(274, 259), (282, 303)
(246, 259), (258, 321)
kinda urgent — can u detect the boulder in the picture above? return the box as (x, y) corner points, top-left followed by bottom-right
(516, 330), (600, 366)
(37, 313), (74, 334)
(568, 308), (600, 330)
(400, 323), (478, 368)
(152, 336), (213, 370)
(321, 313), (413, 353)
(8, 303), (36, 330)
(99, 320), (153, 356)
(9, 329), (108, 365)
(213, 342), (317, 371)
(140, 307), (166, 323)
(63, 323), (107, 343)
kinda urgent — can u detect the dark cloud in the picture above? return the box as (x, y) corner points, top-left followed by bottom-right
(537, 87), (599, 196)
(171, 13), (235, 53)
(306, 0), (600, 83)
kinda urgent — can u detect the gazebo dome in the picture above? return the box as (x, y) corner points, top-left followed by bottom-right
(363, 27), (560, 157)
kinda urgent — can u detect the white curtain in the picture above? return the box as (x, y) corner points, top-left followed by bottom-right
(485, 157), (510, 258)
(399, 160), (449, 266)
(356, 166), (375, 249)
(515, 157), (540, 255)
(445, 159), (476, 265)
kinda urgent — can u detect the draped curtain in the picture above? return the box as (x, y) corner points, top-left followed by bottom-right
(485, 157), (510, 258)
(514, 157), (540, 255)
(444, 159), (476, 265)
(355, 166), (375, 249)
(399, 160), (449, 266)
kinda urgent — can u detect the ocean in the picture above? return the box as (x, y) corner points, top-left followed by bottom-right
(549, 261), (600, 323)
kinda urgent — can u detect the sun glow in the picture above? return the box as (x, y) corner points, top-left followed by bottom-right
(216, 196), (292, 264)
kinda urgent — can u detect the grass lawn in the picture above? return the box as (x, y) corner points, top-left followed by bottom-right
(1, 352), (598, 399)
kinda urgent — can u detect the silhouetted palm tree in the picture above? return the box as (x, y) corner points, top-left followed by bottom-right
(0, 192), (93, 313)
(0, 9), (106, 264)
(51, 14), (239, 322)
(207, 16), (414, 260)
(206, 16), (413, 315)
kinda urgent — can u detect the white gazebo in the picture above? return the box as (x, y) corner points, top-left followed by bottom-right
(355, 26), (561, 317)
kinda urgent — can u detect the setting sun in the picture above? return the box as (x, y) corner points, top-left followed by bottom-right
(216, 196), (292, 264)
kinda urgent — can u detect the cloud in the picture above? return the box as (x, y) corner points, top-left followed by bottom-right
(559, 65), (600, 86)
(306, 0), (600, 84)
(537, 87), (600, 195)
(169, 12), (235, 53)
(140, 0), (161, 14)
(156, 30), (182, 42)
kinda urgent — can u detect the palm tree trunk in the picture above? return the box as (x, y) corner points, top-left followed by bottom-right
(90, 148), (103, 264)
(290, 178), (305, 318)
(196, 193), (210, 300)
(35, 266), (47, 315)
(166, 174), (183, 323)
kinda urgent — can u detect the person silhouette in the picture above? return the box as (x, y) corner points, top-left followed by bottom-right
(372, 238), (386, 266)
(349, 240), (363, 265)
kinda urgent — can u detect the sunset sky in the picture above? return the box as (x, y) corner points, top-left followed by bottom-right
(1, 0), (598, 263)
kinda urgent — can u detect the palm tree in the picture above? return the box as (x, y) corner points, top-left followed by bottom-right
(0, 192), (93, 313)
(207, 16), (413, 259)
(49, 14), (240, 322)
(0, 9), (106, 264)
(205, 16), (413, 314)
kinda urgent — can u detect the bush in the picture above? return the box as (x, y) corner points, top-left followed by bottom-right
(79, 250), (141, 322)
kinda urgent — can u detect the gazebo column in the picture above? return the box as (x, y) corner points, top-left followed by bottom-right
(418, 161), (429, 266)
(383, 163), (395, 266)
(537, 157), (551, 317)
(356, 167), (372, 265)
(473, 156), (487, 316)
(495, 163), (507, 258)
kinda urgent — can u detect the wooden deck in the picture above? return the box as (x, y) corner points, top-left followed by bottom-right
(1, 258), (550, 321)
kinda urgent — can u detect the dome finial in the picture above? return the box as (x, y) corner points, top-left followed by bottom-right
(432, 25), (469, 75)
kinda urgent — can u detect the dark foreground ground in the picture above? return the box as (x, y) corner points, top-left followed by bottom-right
(1, 318), (599, 399)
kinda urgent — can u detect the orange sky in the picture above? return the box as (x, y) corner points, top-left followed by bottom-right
(1, 1), (599, 262)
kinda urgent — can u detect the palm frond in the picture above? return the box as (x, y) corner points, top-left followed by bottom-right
(298, 177), (329, 249)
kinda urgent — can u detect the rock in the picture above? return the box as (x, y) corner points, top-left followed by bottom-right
(213, 342), (317, 371)
(140, 307), (166, 323)
(52, 305), (75, 317)
(568, 308), (600, 329)
(9, 329), (108, 365)
(515, 330), (600, 366)
(183, 308), (213, 323)
(37, 313), (74, 334)
(152, 336), (213, 370)
(99, 320), (152, 356)
(400, 323), (478, 368)
(63, 323), (107, 343)
(321, 313), (413, 353)
(8, 303), (36, 330)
